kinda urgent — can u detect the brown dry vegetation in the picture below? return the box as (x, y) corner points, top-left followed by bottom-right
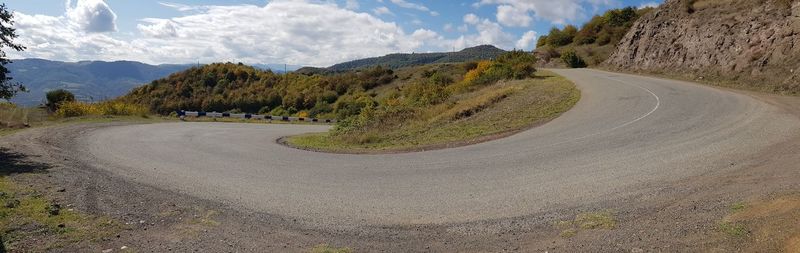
(712, 194), (800, 252)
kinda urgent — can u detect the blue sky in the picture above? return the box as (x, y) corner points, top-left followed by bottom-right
(4, 0), (662, 66)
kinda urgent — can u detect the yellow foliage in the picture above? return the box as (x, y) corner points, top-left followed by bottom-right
(463, 60), (493, 84)
(449, 60), (496, 93)
(296, 111), (310, 118)
(55, 101), (149, 118)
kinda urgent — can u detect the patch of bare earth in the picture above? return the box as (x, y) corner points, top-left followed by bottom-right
(708, 194), (800, 252)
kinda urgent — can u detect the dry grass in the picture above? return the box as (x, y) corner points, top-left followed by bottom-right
(712, 194), (800, 252)
(0, 177), (122, 251)
(286, 70), (580, 153)
(0, 103), (48, 129)
(0, 102), (171, 138)
(554, 210), (617, 238)
(55, 101), (149, 118)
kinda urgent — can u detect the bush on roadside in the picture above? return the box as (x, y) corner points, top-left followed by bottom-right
(55, 101), (149, 118)
(45, 89), (75, 111)
(561, 50), (588, 68)
(0, 101), (15, 110)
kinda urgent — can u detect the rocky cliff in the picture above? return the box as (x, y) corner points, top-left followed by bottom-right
(606, 0), (800, 94)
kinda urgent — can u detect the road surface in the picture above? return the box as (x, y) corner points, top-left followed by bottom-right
(79, 69), (800, 227)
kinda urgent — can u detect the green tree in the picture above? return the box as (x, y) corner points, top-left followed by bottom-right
(46, 89), (75, 111)
(0, 4), (26, 100)
(546, 26), (577, 47)
(561, 50), (587, 68)
(536, 35), (549, 47)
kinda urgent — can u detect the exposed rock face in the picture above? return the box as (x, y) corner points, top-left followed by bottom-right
(606, 0), (800, 94)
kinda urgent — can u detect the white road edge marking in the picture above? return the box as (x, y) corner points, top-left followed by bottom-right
(542, 72), (662, 148)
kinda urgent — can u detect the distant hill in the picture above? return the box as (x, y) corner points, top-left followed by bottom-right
(122, 62), (397, 116)
(302, 45), (506, 73)
(251, 63), (302, 73)
(7, 59), (192, 106)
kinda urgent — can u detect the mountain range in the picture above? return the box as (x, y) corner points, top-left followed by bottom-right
(6, 59), (304, 106)
(296, 45), (507, 74)
(6, 59), (192, 106)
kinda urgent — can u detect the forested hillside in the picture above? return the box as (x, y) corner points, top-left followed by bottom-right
(122, 63), (396, 118)
(299, 45), (506, 73)
(121, 50), (542, 126)
(534, 6), (654, 66)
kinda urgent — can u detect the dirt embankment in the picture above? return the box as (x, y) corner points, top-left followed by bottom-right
(606, 0), (800, 94)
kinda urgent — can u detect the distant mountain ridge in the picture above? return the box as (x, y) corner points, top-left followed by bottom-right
(7, 59), (193, 106)
(5, 59), (306, 106)
(298, 45), (507, 74)
(6, 45), (507, 105)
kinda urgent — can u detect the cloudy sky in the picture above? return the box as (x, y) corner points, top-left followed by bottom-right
(4, 0), (662, 67)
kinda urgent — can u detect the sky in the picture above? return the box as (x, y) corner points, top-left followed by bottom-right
(3, 0), (662, 67)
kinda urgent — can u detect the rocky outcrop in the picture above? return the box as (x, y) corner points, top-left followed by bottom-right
(606, 0), (800, 94)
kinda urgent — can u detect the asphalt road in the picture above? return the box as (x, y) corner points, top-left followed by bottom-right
(80, 69), (800, 227)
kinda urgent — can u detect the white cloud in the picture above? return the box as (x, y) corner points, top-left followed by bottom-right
(12, 0), (456, 66)
(443, 23), (453, 32)
(515, 30), (537, 50)
(372, 6), (393, 16)
(137, 19), (178, 38)
(65, 0), (117, 32)
(345, 0), (360, 10)
(388, 0), (438, 16)
(158, 2), (204, 12)
(496, 5), (531, 27)
(475, 0), (617, 25)
(11, 0), (536, 66)
(463, 13), (480, 25)
(638, 1), (659, 9)
(452, 16), (517, 50)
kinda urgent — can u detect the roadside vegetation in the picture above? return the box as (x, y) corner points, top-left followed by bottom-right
(555, 210), (617, 238)
(1, 89), (158, 138)
(122, 62), (398, 118)
(534, 6), (654, 67)
(711, 195), (800, 252)
(286, 52), (579, 153)
(0, 161), (122, 251)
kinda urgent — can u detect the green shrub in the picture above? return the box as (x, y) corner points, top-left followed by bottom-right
(536, 35), (549, 47)
(45, 89), (75, 111)
(268, 106), (294, 116)
(404, 77), (450, 105)
(546, 26), (577, 47)
(561, 50), (587, 68)
(257, 106), (271, 115)
(496, 50), (537, 79)
(334, 94), (375, 119)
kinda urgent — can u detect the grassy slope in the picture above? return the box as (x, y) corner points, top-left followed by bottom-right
(286, 70), (580, 153)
